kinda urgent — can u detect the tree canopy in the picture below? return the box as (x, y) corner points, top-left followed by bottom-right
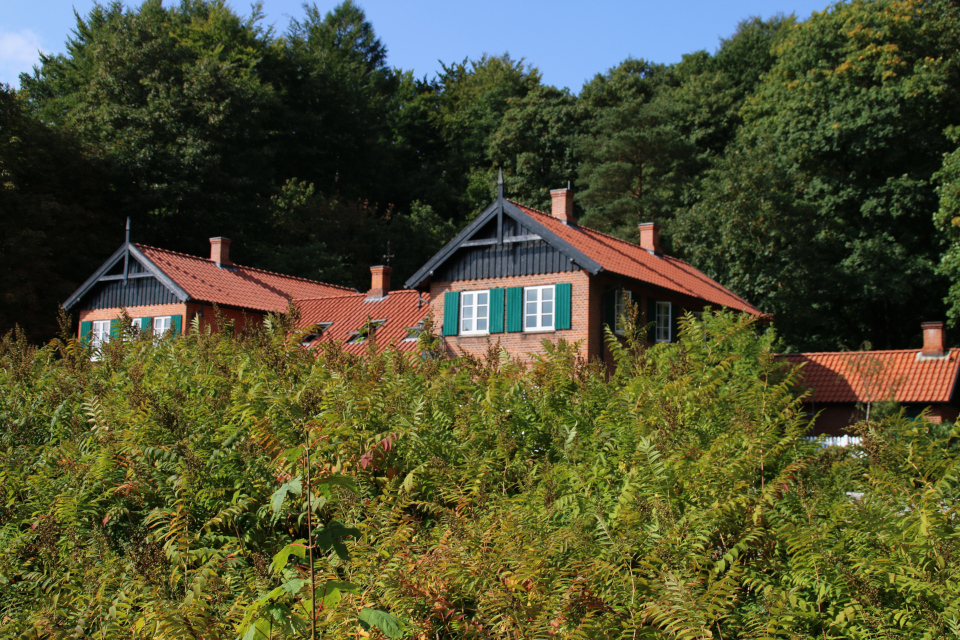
(7, 0), (960, 349)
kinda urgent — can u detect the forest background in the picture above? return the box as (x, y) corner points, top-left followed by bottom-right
(5, 0), (960, 351)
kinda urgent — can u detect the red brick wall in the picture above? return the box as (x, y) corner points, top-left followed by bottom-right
(430, 272), (593, 363)
(185, 302), (265, 335)
(78, 302), (265, 337)
(79, 303), (189, 329)
(429, 272), (718, 365)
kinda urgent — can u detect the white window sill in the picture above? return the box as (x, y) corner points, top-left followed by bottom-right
(523, 328), (556, 333)
(459, 331), (490, 337)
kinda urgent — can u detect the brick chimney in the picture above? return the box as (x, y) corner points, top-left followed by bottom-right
(210, 237), (232, 267)
(638, 222), (660, 254)
(368, 265), (391, 298)
(550, 188), (576, 225)
(921, 321), (946, 357)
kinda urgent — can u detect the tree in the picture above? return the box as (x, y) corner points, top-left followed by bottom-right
(934, 128), (960, 328)
(675, 0), (960, 350)
(487, 85), (582, 211)
(576, 59), (699, 244)
(20, 0), (281, 253)
(0, 85), (119, 340)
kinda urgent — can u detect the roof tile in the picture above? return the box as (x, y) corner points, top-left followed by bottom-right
(136, 244), (353, 312)
(781, 349), (960, 404)
(511, 202), (761, 314)
(297, 290), (430, 355)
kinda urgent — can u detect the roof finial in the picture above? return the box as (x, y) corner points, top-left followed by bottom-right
(125, 217), (130, 245)
(497, 168), (504, 201)
(383, 240), (395, 267)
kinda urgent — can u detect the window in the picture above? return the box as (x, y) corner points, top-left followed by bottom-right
(615, 290), (633, 335)
(153, 316), (172, 336)
(92, 320), (111, 349)
(403, 320), (425, 342)
(348, 319), (385, 344)
(524, 285), (554, 331)
(300, 322), (332, 347)
(460, 290), (489, 335)
(655, 301), (672, 343)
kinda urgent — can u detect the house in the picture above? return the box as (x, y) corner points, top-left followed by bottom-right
(781, 322), (960, 435)
(404, 178), (762, 364)
(65, 230), (354, 346)
(297, 266), (431, 354)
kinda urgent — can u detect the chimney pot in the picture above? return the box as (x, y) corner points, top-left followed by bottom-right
(210, 237), (232, 266)
(550, 188), (576, 225)
(368, 265), (391, 298)
(638, 222), (660, 254)
(922, 321), (946, 357)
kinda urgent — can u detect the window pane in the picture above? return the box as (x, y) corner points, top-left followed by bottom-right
(542, 288), (553, 301)
(477, 319), (487, 331)
(462, 319), (472, 332)
(463, 293), (473, 305)
(543, 314), (552, 326)
(526, 302), (537, 314)
(526, 289), (536, 302)
(478, 292), (488, 305)
(542, 301), (553, 314)
(525, 315), (536, 328)
(464, 307), (473, 319)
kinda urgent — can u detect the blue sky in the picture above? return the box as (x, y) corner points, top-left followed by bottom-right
(1, 0), (833, 92)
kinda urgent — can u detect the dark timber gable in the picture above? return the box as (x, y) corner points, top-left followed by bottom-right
(405, 187), (602, 289)
(64, 243), (188, 311)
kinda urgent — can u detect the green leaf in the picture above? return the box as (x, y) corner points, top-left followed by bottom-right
(270, 540), (307, 575)
(314, 521), (360, 561)
(359, 608), (405, 638)
(270, 478), (302, 519)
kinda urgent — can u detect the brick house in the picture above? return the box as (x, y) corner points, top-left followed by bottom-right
(297, 266), (430, 355)
(404, 180), (762, 364)
(64, 233), (353, 347)
(782, 322), (960, 435)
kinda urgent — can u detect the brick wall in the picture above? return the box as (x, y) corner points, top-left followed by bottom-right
(79, 303), (189, 329)
(430, 271), (593, 363)
(186, 302), (265, 335)
(78, 302), (265, 337)
(429, 271), (717, 366)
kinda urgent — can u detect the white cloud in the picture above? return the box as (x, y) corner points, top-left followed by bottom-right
(0, 30), (47, 88)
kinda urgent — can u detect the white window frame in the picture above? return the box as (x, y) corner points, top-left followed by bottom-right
(460, 290), (490, 336)
(615, 290), (633, 335)
(92, 320), (111, 349)
(153, 316), (172, 336)
(655, 301), (672, 343)
(524, 285), (555, 332)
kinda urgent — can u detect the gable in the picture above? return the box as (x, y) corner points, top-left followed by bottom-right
(404, 196), (601, 289)
(64, 244), (188, 311)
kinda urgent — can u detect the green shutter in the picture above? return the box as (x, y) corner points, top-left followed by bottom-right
(80, 320), (92, 344)
(489, 288), (504, 333)
(506, 287), (523, 332)
(604, 288), (617, 332)
(171, 315), (183, 336)
(647, 297), (657, 343)
(110, 319), (122, 339)
(555, 283), (572, 330)
(443, 292), (460, 336)
(141, 317), (152, 332)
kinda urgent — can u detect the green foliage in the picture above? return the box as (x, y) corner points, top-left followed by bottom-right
(675, 0), (960, 350)
(3, 310), (958, 637)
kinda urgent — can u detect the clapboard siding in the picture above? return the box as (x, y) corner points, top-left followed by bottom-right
(81, 277), (179, 310)
(436, 240), (578, 282)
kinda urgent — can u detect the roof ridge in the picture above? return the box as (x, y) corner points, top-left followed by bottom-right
(511, 199), (680, 261)
(135, 243), (354, 291)
(782, 348), (957, 357)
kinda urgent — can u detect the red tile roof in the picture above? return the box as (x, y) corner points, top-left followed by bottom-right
(136, 244), (353, 313)
(511, 202), (761, 315)
(296, 289), (430, 354)
(781, 349), (960, 404)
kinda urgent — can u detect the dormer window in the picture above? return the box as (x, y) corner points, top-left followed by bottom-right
(348, 319), (385, 344)
(403, 320), (425, 342)
(300, 322), (332, 347)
